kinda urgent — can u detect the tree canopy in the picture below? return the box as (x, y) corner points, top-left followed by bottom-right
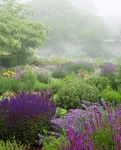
(0, 0), (46, 55)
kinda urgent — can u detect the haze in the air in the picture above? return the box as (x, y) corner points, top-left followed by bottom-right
(20, 0), (121, 59)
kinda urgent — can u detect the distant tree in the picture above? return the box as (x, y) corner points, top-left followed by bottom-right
(0, 0), (46, 55)
(27, 0), (108, 57)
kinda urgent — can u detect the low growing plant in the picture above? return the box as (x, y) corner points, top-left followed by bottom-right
(101, 86), (121, 104)
(0, 140), (25, 150)
(56, 79), (99, 109)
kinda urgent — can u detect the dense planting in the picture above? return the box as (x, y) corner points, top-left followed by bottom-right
(51, 105), (121, 150)
(0, 61), (121, 149)
(0, 91), (56, 145)
(64, 105), (121, 150)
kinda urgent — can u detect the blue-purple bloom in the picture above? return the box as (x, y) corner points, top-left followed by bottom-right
(101, 63), (117, 76)
(52, 104), (121, 150)
(0, 91), (56, 144)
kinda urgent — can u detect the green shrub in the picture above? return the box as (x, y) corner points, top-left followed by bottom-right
(0, 54), (30, 68)
(34, 81), (49, 91)
(107, 73), (121, 91)
(0, 78), (21, 93)
(0, 140), (25, 150)
(47, 79), (65, 93)
(52, 67), (68, 79)
(56, 79), (99, 109)
(86, 75), (110, 92)
(52, 62), (94, 79)
(42, 135), (69, 150)
(21, 69), (38, 91)
(93, 127), (115, 150)
(36, 69), (51, 84)
(56, 107), (67, 117)
(101, 86), (121, 104)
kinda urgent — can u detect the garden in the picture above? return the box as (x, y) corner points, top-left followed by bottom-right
(0, 61), (121, 150)
(0, 0), (121, 150)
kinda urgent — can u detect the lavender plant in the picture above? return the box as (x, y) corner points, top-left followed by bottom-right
(64, 105), (121, 150)
(101, 63), (117, 76)
(0, 91), (56, 145)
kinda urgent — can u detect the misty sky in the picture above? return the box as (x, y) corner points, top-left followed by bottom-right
(92, 0), (121, 16)
(69, 0), (121, 17)
(22, 0), (121, 17)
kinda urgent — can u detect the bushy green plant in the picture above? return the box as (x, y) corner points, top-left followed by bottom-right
(0, 77), (21, 93)
(21, 69), (38, 91)
(47, 79), (65, 93)
(56, 80), (80, 109)
(52, 67), (68, 79)
(52, 62), (94, 79)
(34, 81), (48, 91)
(0, 140), (25, 150)
(93, 127), (115, 150)
(56, 107), (67, 117)
(56, 79), (99, 109)
(101, 86), (121, 104)
(36, 69), (51, 84)
(86, 75), (109, 92)
(42, 135), (69, 150)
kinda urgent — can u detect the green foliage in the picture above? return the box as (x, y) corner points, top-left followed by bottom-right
(56, 79), (99, 109)
(0, 54), (32, 67)
(21, 69), (38, 91)
(34, 81), (48, 91)
(86, 75), (109, 92)
(0, 140), (25, 150)
(47, 79), (65, 93)
(0, 1), (46, 67)
(52, 67), (68, 79)
(56, 107), (67, 118)
(42, 135), (69, 150)
(0, 1), (46, 53)
(93, 127), (115, 150)
(36, 69), (51, 84)
(101, 86), (121, 104)
(0, 77), (21, 93)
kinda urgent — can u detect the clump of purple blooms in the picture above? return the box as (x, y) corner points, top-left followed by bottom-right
(63, 105), (121, 150)
(101, 63), (117, 76)
(0, 91), (56, 144)
(51, 106), (102, 131)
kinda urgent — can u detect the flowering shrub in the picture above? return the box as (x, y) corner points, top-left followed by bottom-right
(101, 63), (117, 76)
(2, 70), (16, 78)
(0, 91), (56, 145)
(52, 61), (94, 79)
(51, 106), (101, 131)
(64, 105), (121, 150)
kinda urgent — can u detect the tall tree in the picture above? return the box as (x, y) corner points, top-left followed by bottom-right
(0, 0), (46, 55)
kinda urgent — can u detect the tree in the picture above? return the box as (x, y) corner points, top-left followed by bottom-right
(0, 0), (46, 55)
(28, 0), (109, 57)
